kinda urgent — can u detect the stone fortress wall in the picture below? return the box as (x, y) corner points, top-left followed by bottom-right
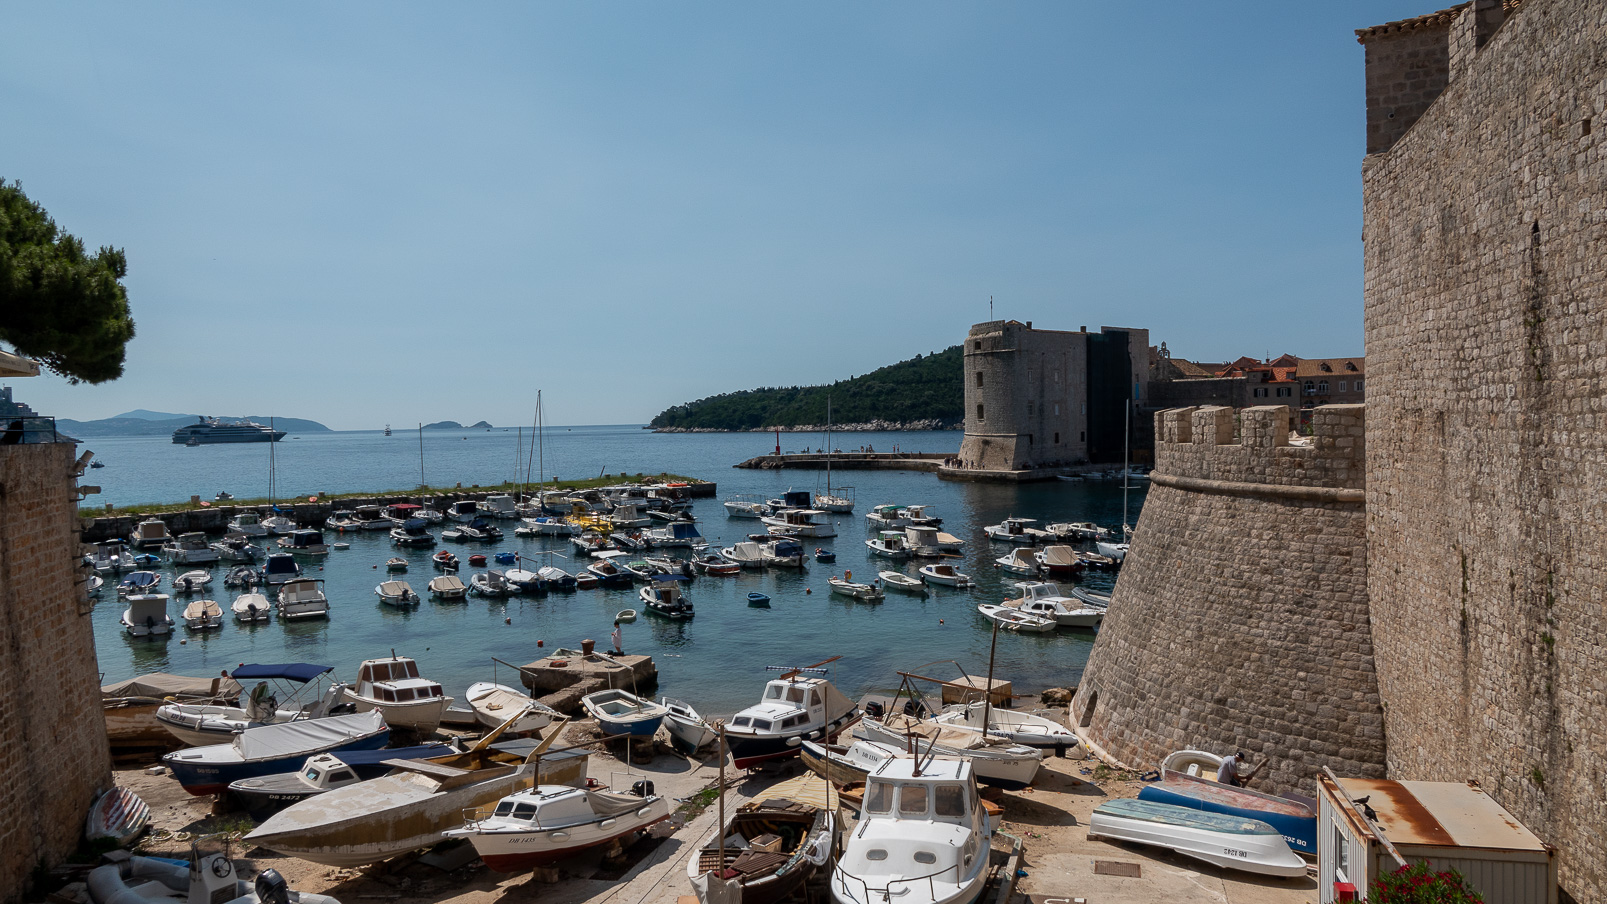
(1361, 0), (1607, 898)
(958, 320), (1088, 472)
(1071, 404), (1384, 793)
(0, 443), (111, 904)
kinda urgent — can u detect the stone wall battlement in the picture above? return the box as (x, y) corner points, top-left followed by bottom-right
(1153, 404), (1365, 495)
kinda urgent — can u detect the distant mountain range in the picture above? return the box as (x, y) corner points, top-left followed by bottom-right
(651, 345), (963, 431)
(57, 410), (332, 437)
(422, 420), (494, 430)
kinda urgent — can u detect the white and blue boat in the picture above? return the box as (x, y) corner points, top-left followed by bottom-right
(162, 709), (389, 796)
(1088, 798), (1307, 877)
(117, 570), (162, 597)
(725, 664), (860, 770)
(1138, 769), (1316, 855)
(259, 552), (302, 586)
(580, 689), (668, 738)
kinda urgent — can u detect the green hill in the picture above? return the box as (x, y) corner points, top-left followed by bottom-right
(651, 346), (962, 430)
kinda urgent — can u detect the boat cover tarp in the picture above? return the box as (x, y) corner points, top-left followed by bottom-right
(336, 743), (452, 766)
(234, 710), (385, 761)
(232, 663), (332, 683)
(670, 523), (703, 539)
(102, 673), (242, 700)
(587, 788), (653, 817)
(403, 518), (427, 530)
(692, 871), (743, 904)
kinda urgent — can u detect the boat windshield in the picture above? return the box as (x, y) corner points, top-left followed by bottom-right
(898, 784), (929, 815)
(935, 784), (967, 817)
(865, 781), (893, 814)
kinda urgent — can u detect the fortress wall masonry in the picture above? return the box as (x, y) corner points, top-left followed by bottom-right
(1072, 405), (1384, 793)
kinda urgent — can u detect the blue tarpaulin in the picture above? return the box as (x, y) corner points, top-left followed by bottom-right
(231, 663), (332, 683)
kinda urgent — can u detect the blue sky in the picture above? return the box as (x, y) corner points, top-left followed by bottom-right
(4, 2), (1430, 429)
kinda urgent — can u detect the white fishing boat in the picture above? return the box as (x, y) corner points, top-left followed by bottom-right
(1072, 586), (1113, 608)
(326, 510), (360, 531)
(260, 552), (302, 586)
(1034, 545), (1083, 577)
(260, 514), (297, 536)
(232, 592), (272, 623)
(640, 575), (695, 619)
(428, 574), (468, 599)
(417, 504), (445, 524)
(129, 519), (172, 550)
(464, 682), (560, 734)
(580, 689), (668, 738)
(374, 580), (419, 607)
(516, 516), (573, 536)
(90, 539), (134, 573)
(445, 783), (670, 871)
(932, 701), (1082, 753)
(537, 565), (578, 590)
(471, 570), (514, 597)
(659, 697), (716, 754)
(121, 594), (174, 637)
(164, 532), (220, 565)
(864, 504), (909, 530)
(276, 578), (330, 620)
(878, 571), (927, 594)
(983, 517), (1049, 545)
(181, 598), (223, 631)
(994, 548), (1039, 577)
(644, 521), (705, 548)
(799, 738), (905, 786)
(761, 508), (837, 538)
(480, 494), (519, 520)
(1046, 521), (1110, 541)
(156, 663), (344, 746)
(759, 537), (807, 568)
(918, 563), (972, 587)
(345, 655), (452, 733)
(211, 535), (264, 563)
(1002, 581), (1104, 628)
(278, 529), (330, 555)
(828, 576), (884, 601)
(976, 603), (1055, 633)
(723, 663), (861, 769)
(1087, 798), (1306, 877)
(854, 713), (1042, 790)
(446, 500), (480, 522)
(829, 757), (994, 904)
(172, 569), (214, 593)
(350, 505), (390, 530)
(228, 512), (270, 537)
(865, 531), (913, 560)
(718, 541), (766, 569)
(390, 519), (435, 548)
(722, 494), (770, 519)
(1095, 539), (1130, 562)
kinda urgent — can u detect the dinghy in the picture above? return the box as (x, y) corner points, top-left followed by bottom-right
(445, 783), (671, 871)
(814, 547), (836, 563)
(827, 576), (883, 601)
(181, 599), (224, 631)
(428, 574), (467, 599)
(854, 711), (1042, 790)
(746, 592), (771, 608)
(85, 787), (151, 846)
(162, 710), (389, 795)
(690, 801), (833, 904)
(231, 592), (271, 623)
(121, 593), (173, 637)
(1159, 749), (1222, 778)
(471, 570), (514, 597)
(1088, 798), (1307, 877)
(86, 852), (338, 904)
(385, 557), (408, 571)
(1140, 769), (1317, 855)
(976, 603), (1056, 633)
(172, 570), (213, 593)
(829, 758), (992, 904)
(374, 580), (420, 607)
(465, 682), (560, 734)
(877, 571), (926, 594)
(432, 550), (459, 570)
(580, 689), (668, 737)
(932, 700), (1082, 753)
(660, 697), (717, 754)
(616, 608), (638, 623)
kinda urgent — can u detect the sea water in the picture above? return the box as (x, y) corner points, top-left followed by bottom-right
(88, 426), (1145, 717)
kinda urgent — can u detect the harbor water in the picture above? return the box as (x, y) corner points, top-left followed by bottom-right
(88, 425), (1145, 718)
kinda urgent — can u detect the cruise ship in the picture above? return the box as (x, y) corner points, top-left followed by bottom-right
(171, 417), (286, 444)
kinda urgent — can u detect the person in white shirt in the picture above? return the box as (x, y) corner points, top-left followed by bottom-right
(611, 620), (623, 654)
(1216, 751), (1265, 787)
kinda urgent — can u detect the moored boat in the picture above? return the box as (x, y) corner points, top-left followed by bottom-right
(428, 574), (468, 599)
(232, 592), (272, 623)
(374, 580), (419, 607)
(983, 517), (1050, 545)
(724, 664), (859, 770)
(877, 571), (926, 594)
(277, 578), (330, 619)
(1035, 545), (1084, 576)
(865, 531), (913, 560)
(976, 603), (1055, 633)
(828, 576), (883, 602)
(260, 552), (302, 586)
(181, 598), (224, 631)
(172, 569), (213, 593)
(129, 518), (172, 550)
(121, 593), (174, 637)
(640, 575), (695, 619)
(994, 547), (1039, 576)
(445, 783), (670, 871)
(919, 563), (972, 587)
(1001, 581), (1104, 628)
(344, 655), (451, 732)
(580, 689), (668, 737)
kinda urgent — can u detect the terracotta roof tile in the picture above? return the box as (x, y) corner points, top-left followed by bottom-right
(1356, 0), (1524, 43)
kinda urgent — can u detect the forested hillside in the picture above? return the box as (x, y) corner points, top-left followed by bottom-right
(651, 346), (962, 430)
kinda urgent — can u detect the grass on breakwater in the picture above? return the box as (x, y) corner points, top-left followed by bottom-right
(80, 473), (709, 517)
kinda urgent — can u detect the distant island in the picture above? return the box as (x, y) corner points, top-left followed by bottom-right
(422, 420), (493, 430)
(57, 410), (331, 437)
(651, 346), (962, 432)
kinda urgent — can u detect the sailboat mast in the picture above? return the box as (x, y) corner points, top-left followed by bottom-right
(537, 390), (545, 487)
(1122, 399), (1131, 532)
(825, 397), (832, 497)
(268, 417), (276, 501)
(418, 423), (425, 488)
(982, 617), (1000, 734)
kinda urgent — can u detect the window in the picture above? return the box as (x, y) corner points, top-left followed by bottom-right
(975, 371), (984, 387)
(935, 785), (966, 817)
(1054, 432), (1060, 444)
(1053, 403), (1059, 416)
(1304, 381), (1315, 395)
(1338, 381), (1347, 392)
(733, 716), (751, 727)
(899, 784), (929, 815)
(1333, 825), (1350, 882)
(513, 803), (537, 820)
(1026, 401), (1033, 416)
(1318, 380), (1329, 393)
(973, 340), (981, 350)
(1079, 431), (1085, 442)
(865, 782), (893, 814)
(810, 690), (822, 707)
(787, 687), (805, 704)
(1276, 387), (1291, 398)
(913, 851), (938, 865)
(866, 849), (889, 861)
(977, 404), (984, 421)
(1355, 378), (1364, 393)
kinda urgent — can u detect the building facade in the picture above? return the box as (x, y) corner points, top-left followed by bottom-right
(954, 320), (1147, 473)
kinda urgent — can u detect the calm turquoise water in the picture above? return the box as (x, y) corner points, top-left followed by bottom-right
(89, 426), (1145, 717)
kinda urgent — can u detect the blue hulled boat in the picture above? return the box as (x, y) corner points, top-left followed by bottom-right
(1138, 769), (1316, 855)
(162, 710), (389, 796)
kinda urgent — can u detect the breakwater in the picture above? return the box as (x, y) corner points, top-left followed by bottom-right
(79, 483), (716, 543)
(655, 420), (960, 433)
(734, 452), (951, 471)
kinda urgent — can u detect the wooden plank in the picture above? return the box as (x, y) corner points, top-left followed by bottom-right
(1093, 860), (1142, 878)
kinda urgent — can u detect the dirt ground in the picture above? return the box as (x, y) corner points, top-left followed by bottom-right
(100, 719), (1317, 904)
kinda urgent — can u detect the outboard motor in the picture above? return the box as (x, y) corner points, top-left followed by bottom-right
(630, 780), (655, 798)
(863, 700), (885, 720)
(902, 699), (927, 719)
(255, 870), (289, 904)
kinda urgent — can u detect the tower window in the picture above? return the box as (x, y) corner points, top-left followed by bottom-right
(977, 404), (985, 422)
(1054, 432), (1060, 444)
(975, 371), (984, 387)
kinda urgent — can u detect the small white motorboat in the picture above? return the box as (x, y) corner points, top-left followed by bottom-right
(1003, 581), (1104, 628)
(1046, 520), (1110, 540)
(933, 700), (1082, 753)
(228, 512), (270, 537)
(129, 518), (172, 550)
(260, 514), (297, 535)
(1035, 545), (1084, 576)
(471, 569), (514, 597)
(276, 578), (330, 620)
(877, 570), (927, 594)
(718, 541), (766, 569)
(260, 552), (302, 586)
(984, 516), (1050, 545)
(995, 547), (1040, 576)
(977, 603), (1056, 633)
(464, 682), (559, 734)
(616, 608), (638, 623)
(345, 655), (452, 733)
(231, 592), (272, 623)
(722, 495), (770, 519)
(919, 563), (973, 587)
(445, 784), (671, 872)
(865, 530), (913, 560)
(172, 569), (214, 593)
(164, 532), (220, 565)
(428, 574), (468, 599)
(375, 580), (420, 607)
(659, 697), (716, 754)
(1088, 798), (1306, 877)
(1096, 539), (1130, 562)
(121, 593), (173, 637)
(828, 576), (884, 601)
(385, 557), (408, 571)
(829, 757), (994, 904)
(1159, 749), (1225, 779)
(854, 713), (1042, 790)
(181, 598), (224, 631)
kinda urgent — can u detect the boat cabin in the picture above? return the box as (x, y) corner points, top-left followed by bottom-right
(132, 519), (172, 548)
(837, 757), (991, 900)
(284, 529), (328, 552)
(481, 495), (517, 518)
(169, 532), (210, 551)
(448, 500), (479, 518)
(900, 504), (940, 525)
(298, 753), (362, 792)
(262, 553), (301, 582)
(731, 676), (845, 737)
(999, 518), (1035, 536)
(1013, 582), (1068, 604)
(384, 503), (422, 521)
(861, 758), (980, 826)
(875, 531), (908, 551)
(353, 657), (446, 706)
